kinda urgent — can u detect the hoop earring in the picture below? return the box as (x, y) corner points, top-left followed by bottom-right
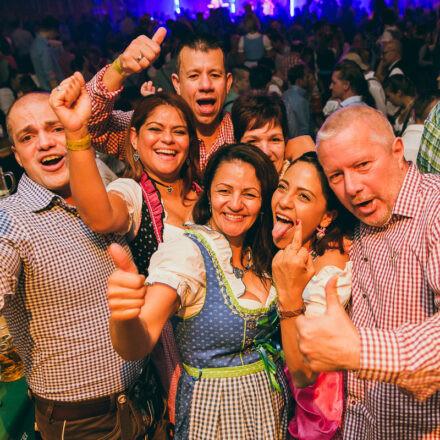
(133, 151), (140, 162)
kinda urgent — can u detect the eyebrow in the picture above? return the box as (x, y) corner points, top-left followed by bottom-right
(215, 183), (260, 192)
(16, 120), (61, 136)
(145, 121), (187, 129)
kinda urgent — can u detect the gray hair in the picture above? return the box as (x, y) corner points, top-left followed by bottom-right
(316, 106), (395, 152)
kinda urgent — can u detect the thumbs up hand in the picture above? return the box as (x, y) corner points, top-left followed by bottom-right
(107, 243), (147, 321)
(117, 27), (167, 77)
(295, 276), (361, 372)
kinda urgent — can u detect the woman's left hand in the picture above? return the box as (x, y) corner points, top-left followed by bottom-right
(272, 220), (315, 309)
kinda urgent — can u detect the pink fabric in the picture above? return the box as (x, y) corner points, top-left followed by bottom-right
(285, 366), (343, 440)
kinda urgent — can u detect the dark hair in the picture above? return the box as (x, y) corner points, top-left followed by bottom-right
(383, 74), (416, 97)
(231, 65), (250, 81)
(40, 16), (59, 32)
(287, 64), (306, 85)
(414, 91), (440, 121)
(231, 91), (288, 142)
(176, 33), (227, 73)
(193, 144), (278, 276)
(287, 152), (355, 256)
(334, 60), (374, 106)
(124, 92), (201, 199)
(249, 65), (272, 90)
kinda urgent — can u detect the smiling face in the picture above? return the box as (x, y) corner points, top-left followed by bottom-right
(172, 47), (232, 131)
(240, 121), (285, 174)
(209, 160), (262, 246)
(8, 94), (70, 196)
(130, 104), (189, 182)
(318, 120), (408, 227)
(271, 161), (333, 249)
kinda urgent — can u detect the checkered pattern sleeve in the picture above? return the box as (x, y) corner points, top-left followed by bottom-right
(0, 237), (21, 308)
(86, 65), (133, 160)
(417, 101), (440, 174)
(357, 207), (440, 402)
(357, 313), (440, 401)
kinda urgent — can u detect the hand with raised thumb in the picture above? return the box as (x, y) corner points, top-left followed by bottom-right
(118, 27), (167, 77)
(296, 276), (360, 372)
(107, 243), (146, 320)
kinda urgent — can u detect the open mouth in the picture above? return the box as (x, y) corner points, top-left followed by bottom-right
(272, 213), (295, 240)
(40, 155), (64, 167)
(223, 213), (245, 221)
(155, 149), (177, 158)
(354, 198), (376, 215)
(196, 98), (216, 115)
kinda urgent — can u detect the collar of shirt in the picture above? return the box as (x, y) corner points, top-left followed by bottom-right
(199, 112), (235, 168)
(391, 163), (421, 219)
(340, 95), (364, 107)
(16, 173), (67, 212)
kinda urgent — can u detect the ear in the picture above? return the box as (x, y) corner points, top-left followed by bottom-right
(391, 137), (406, 167)
(11, 146), (23, 168)
(226, 72), (233, 94)
(320, 209), (337, 228)
(171, 73), (181, 95)
(342, 80), (350, 91)
(129, 127), (138, 151)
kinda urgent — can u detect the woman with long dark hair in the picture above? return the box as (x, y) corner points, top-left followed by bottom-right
(105, 144), (290, 439)
(272, 152), (355, 440)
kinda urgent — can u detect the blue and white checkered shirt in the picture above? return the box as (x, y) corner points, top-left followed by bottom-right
(0, 174), (144, 401)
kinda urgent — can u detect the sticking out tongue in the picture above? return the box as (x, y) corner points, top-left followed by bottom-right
(272, 221), (294, 240)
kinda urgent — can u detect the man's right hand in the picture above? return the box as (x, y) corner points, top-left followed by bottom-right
(116, 27), (167, 78)
(107, 243), (146, 321)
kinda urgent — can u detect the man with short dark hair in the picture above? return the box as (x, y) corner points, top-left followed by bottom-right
(86, 30), (234, 170)
(282, 64), (313, 137)
(223, 65), (250, 112)
(30, 16), (64, 91)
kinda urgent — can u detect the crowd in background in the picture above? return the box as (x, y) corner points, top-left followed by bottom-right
(2, 0), (440, 178)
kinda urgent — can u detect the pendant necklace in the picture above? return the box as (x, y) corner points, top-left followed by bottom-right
(231, 247), (253, 279)
(150, 177), (175, 194)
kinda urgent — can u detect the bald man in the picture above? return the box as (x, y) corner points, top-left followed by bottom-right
(1, 92), (166, 440)
(274, 106), (440, 438)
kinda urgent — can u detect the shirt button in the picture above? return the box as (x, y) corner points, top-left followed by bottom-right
(363, 257), (368, 262)
(363, 293), (367, 298)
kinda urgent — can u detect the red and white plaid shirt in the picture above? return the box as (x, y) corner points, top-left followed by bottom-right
(86, 65), (131, 160)
(86, 66), (235, 170)
(345, 164), (440, 438)
(198, 112), (235, 171)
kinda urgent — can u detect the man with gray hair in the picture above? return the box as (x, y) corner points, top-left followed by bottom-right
(274, 105), (440, 438)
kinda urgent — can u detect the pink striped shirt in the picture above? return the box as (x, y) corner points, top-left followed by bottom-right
(345, 164), (440, 438)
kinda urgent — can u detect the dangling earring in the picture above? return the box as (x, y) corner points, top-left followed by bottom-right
(316, 225), (326, 240)
(208, 202), (212, 215)
(133, 151), (140, 162)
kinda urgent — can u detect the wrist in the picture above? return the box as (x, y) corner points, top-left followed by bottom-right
(276, 302), (305, 320)
(112, 57), (129, 79)
(65, 126), (90, 142)
(66, 133), (91, 151)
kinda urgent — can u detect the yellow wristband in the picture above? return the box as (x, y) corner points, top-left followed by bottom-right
(66, 134), (91, 151)
(113, 57), (124, 76)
